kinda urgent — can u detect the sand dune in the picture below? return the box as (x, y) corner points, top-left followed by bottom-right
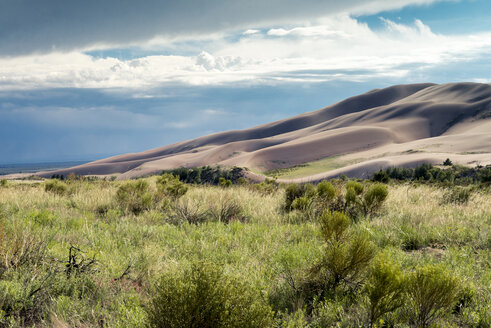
(28, 82), (491, 181)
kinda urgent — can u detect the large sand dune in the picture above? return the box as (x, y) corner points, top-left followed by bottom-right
(32, 82), (491, 181)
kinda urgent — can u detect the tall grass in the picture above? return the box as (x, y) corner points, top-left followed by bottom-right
(0, 178), (488, 327)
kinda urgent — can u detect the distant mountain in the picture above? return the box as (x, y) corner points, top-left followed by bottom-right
(37, 82), (491, 181)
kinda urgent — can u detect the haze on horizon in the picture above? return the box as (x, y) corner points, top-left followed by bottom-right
(1, 0), (491, 164)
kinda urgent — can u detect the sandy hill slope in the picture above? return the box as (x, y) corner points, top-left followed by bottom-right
(35, 82), (491, 181)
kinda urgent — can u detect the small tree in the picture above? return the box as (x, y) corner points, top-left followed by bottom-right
(443, 158), (453, 166)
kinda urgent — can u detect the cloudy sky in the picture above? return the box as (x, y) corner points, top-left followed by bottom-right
(2, 0), (491, 163)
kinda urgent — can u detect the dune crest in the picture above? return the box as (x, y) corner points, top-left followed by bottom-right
(35, 82), (491, 181)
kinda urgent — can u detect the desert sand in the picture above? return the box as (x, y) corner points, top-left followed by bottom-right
(20, 82), (491, 182)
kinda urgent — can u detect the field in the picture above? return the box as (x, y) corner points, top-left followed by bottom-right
(0, 176), (489, 327)
(264, 156), (358, 179)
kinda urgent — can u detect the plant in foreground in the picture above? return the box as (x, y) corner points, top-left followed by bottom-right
(406, 264), (459, 328)
(364, 255), (405, 327)
(146, 262), (273, 328)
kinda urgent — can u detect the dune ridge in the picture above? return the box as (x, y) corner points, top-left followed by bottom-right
(30, 82), (491, 181)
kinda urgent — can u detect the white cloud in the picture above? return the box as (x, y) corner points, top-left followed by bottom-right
(1, 15), (491, 91)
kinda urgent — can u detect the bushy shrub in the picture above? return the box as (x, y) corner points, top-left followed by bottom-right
(319, 211), (350, 242)
(343, 182), (388, 219)
(442, 186), (471, 205)
(284, 184), (305, 211)
(156, 173), (188, 200)
(305, 212), (376, 301)
(364, 255), (405, 327)
(44, 179), (68, 195)
(208, 196), (246, 223)
(219, 177), (232, 188)
(170, 198), (208, 225)
(249, 179), (277, 195)
(115, 180), (153, 215)
(346, 181), (364, 195)
(146, 262), (273, 328)
(0, 226), (50, 326)
(0, 179), (7, 187)
(406, 264), (459, 328)
(362, 184), (389, 217)
(291, 196), (312, 212)
(0, 226), (46, 277)
(373, 170), (389, 183)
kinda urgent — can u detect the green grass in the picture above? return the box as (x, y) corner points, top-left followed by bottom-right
(264, 156), (359, 179)
(0, 177), (489, 327)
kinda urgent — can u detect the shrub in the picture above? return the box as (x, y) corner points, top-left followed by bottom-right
(44, 179), (68, 195)
(115, 180), (153, 214)
(307, 232), (376, 300)
(346, 181), (364, 195)
(284, 184), (305, 211)
(317, 181), (336, 202)
(291, 196), (312, 212)
(442, 187), (471, 205)
(415, 164), (433, 181)
(443, 158), (453, 166)
(146, 262), (273, 328)
(208, 196), (246, 223)
(362, 184), (389, 217)
(364, 255), (405, 327)
(319, 211), (350, 242)
(219, 177), (233, 187)
(306, 213), (376, 301)
(343, 182), (388, 219)
(406, 264), (459, 328)
(156, 173), (188, 200)
(373, 170), (389, 183)
(0, 179), (7, 187)
(170, 198), (208, 225)
(0, 226), (50, 326)
(0, 225), (46, 277)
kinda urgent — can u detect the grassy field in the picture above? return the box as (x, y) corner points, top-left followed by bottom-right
(264, 156), (359, 179)
(0, 176), (489, 327)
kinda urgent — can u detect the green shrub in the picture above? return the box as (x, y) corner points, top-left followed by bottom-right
(364, 255), (405, 327)
(115, 180), (153, 215)
(442, 187), (471, 205)
(317, 181), (336, 202)
(291, 196), (312, 212)
(219, 177), (232, 188)
(362, 184), (389, 217)
(44, 179), (68, 195)
(146, 262), (273, 328)
(406, 264), (459, 328)
(319, 211), (350, 242)
(156, 173), (188, 200)
(373, 170), (389, 183)
(0, 179), (7, 187)
(306, 218), (376, 300)
(284, 184), (305, 211)
(346, 181), (364, 195)
(0, 226), (46, 277)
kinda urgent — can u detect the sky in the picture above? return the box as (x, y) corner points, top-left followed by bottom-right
(1, 0), (491, 164)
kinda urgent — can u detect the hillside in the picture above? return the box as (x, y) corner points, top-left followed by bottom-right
(36, 82), (491, 181)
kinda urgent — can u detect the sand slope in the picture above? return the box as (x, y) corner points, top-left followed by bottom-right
(32, 82), (491, 181)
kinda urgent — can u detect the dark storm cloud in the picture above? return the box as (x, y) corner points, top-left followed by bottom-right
(0, 0), (437, 56)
